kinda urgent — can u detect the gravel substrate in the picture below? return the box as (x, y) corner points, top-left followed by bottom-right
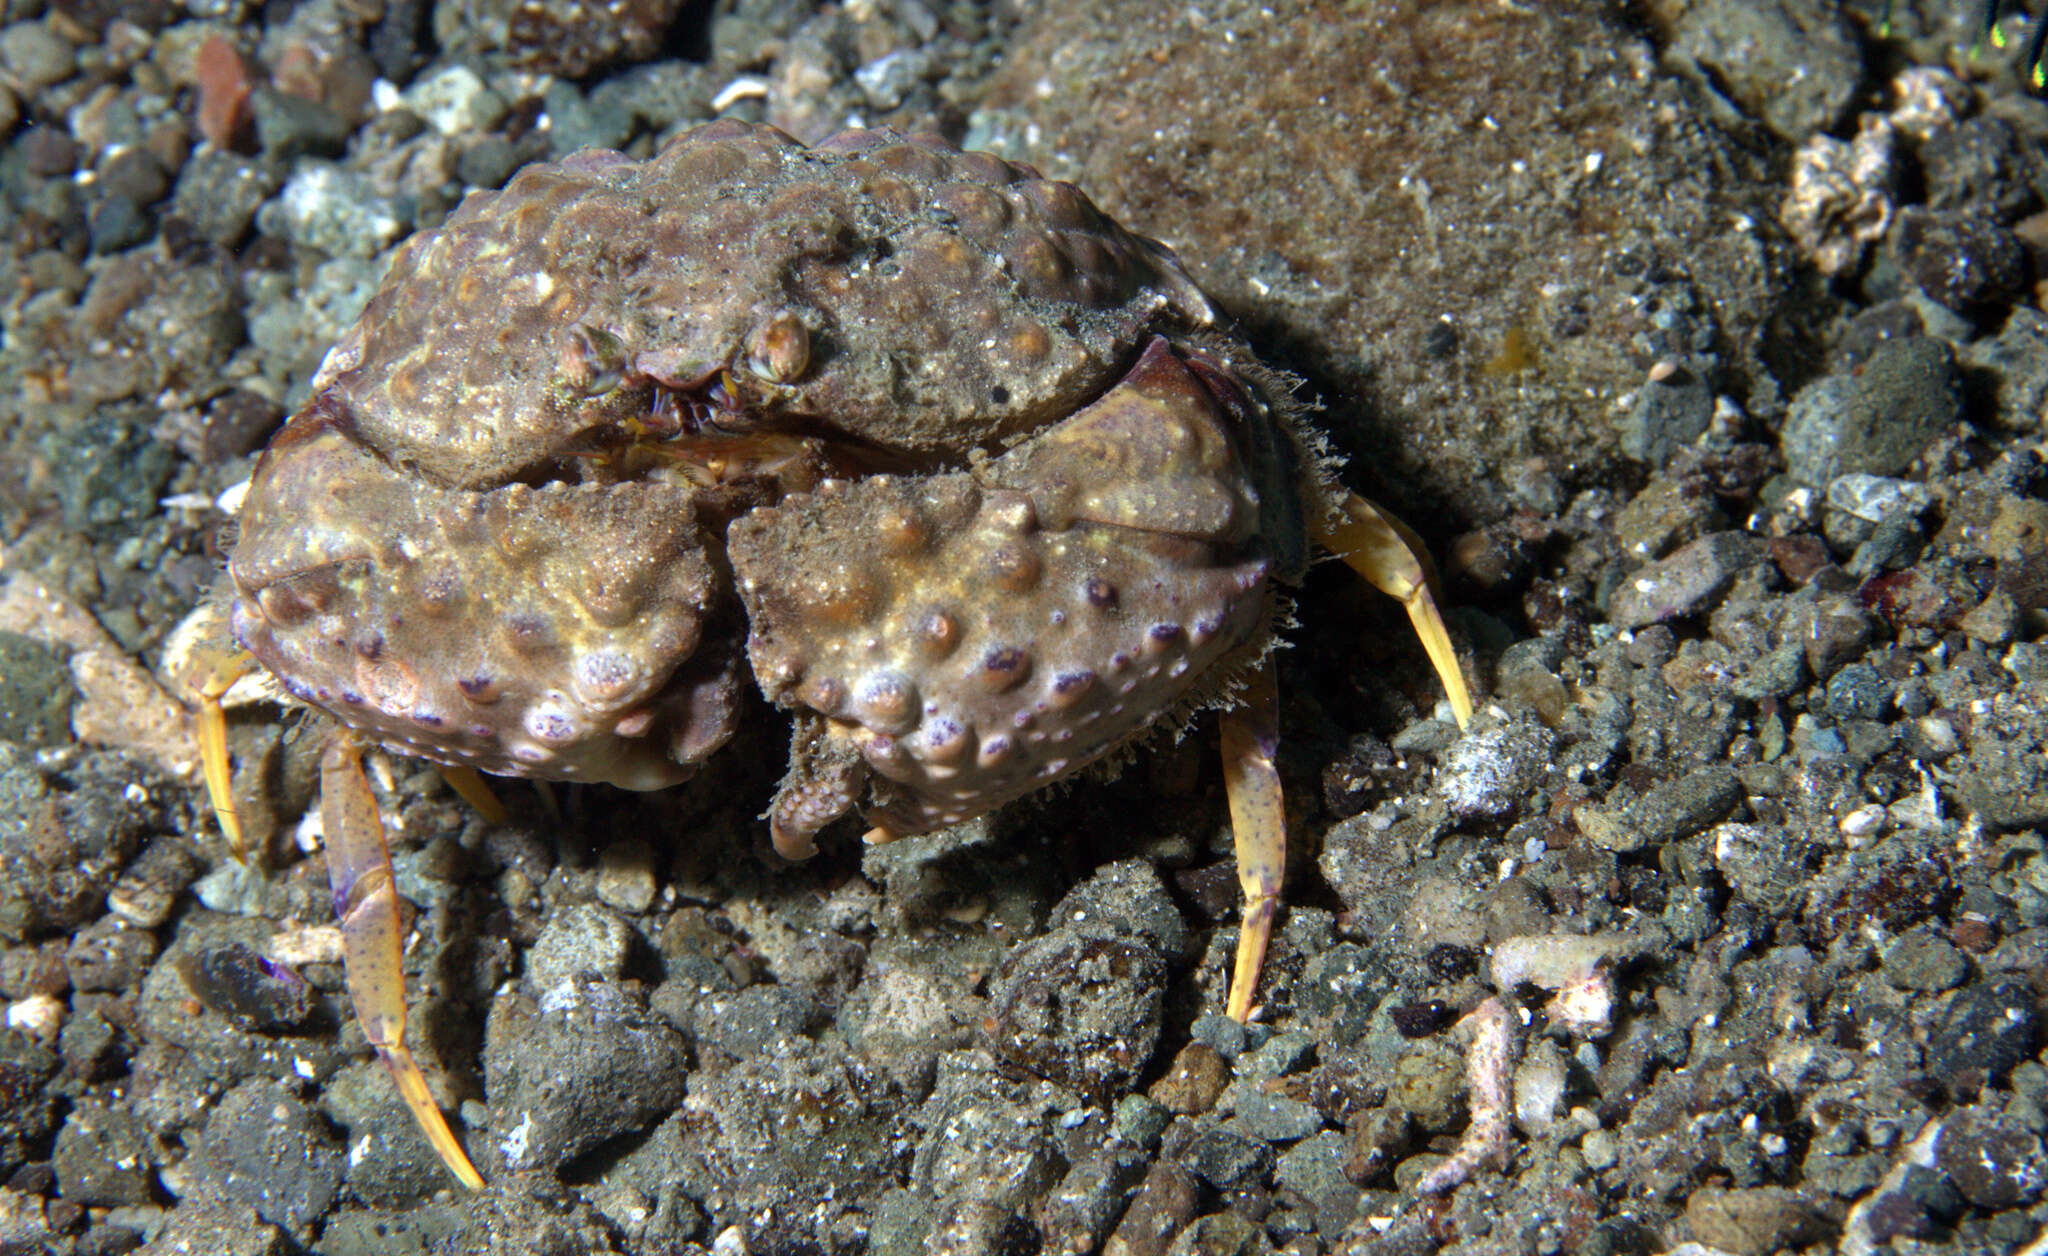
(2, 1), (2047, 1253)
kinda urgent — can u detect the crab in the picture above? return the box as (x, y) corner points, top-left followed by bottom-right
(195, 120), (1474, 1190)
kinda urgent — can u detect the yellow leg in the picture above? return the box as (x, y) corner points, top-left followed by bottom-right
(1220, 656), (1283, 1023)
(439, 766), (507, 825)
(1314, 493), (1475, 729)
(322, 736), (485, 1191)
(195, 652), (255, 862)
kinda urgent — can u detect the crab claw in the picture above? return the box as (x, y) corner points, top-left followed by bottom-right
(1316, 492), (1475, 729)
(322, 735), (485, 1190)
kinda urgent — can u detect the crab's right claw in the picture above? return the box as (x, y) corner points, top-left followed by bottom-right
(323, 736), (486, 1191)
(196, 652), (254, 862)
(1316, 493), (1475, 729)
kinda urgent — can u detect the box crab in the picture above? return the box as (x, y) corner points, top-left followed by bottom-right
(196, 120), (1473, 1189)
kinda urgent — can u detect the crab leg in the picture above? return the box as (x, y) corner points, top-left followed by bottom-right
(195, 652), (255, 861)
(321, 735), (485, 1190)
(1315, 493), (1475, 729)
(439, 765), (508, 826)
(1220, 656), (1283, 1022)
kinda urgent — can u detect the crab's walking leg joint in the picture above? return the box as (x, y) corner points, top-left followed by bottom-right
(1221, 656), (1284, 1023)
(195, 651), (255, 861)
(322, 736), (486, 1191)
(1316, 493), (1475, 729)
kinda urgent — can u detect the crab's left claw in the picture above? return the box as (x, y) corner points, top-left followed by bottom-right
(1315, 492), (1475, 729)
(323, 735), (486, 1191)
(195, 651), (255, 862)
(1220, 656), (1284, 1022)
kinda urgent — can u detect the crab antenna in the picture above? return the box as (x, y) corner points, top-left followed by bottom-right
(2027, 9), (2048, 87)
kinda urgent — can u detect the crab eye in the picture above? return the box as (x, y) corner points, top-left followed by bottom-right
(745, 311), (809, 383)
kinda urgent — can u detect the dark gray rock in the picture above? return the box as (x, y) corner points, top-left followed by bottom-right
(692, 983), (823, 1059)
(1662, 0), (1858, 139)
(1964, 307), (2048, 433)
(1935, 1107), (2047, 1209)
(1928, 978), (2038, 1091)
(1921, 115), (2046, 221)
(198, 1079), (347, 1234)
(0, 632), (75, 748)
(1609, 532), (1769, 629)
(1892, 207), (2030, 313)
(173, 941), (317, 1034)
(167, 150), (281, 248)
(53, 1097), (153, 1206)
(1622, 372), (1715, 466)
(64, 917), (156, 993)
(981, 925), (1165, 1101)
(483, 976), (688, 1174)
(1036, 1149), (1148, 1256)
(136, 1197), (288, 1255)
(1684, 1184), (1833, 1256)
(320, 1061), (450, 1209)
(523, 900), (633, 991)
(1780, 336), (1961, 487)
(1182, 1127), (1273, 1191)
(1881, 925), (1968, 993)
(0, 746), (165, 942)
(671, 1040), (906, 1242)
(1231, 1089), (1323, 1143)
(1274, 1130), (1363, 1237)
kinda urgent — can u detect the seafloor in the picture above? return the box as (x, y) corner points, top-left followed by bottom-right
(1, 0), (2046, 1253)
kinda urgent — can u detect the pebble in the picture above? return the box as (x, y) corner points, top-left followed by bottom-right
(1435, 715), (1555, 821)
(173, 941), (317, 1033)
(1609, 532), (1768, 630)
(854, 47), (932, 111)
(1921, 115), (2040, 219)
(1963, 307), (2048, 432)
(1577, 765), (1740, 852)
(52, 1098), (152, 1206)
(594, 837), (658, 914)
(199, 1079), (347, 1233)
(1826, 473), (1932, 526)
(692, 983), (820, 1058)
(0, 632), (75, 747)
(1181, 1127), (1272, 1191)
(525, 900), (633, 991)
(1231, 1089), (1323, 1142)
(0, 22), (76, 93)
(484, 978), (689, 1173)
(106, 836), (200, 928)
(1928, 978), (2039, 1089)
(1148, 1042), (1230, 1115)
(1933, 1107), (2047, 1209)
(1273, 1131), (1361, 1236)
(1891, 206), (2030, 312)
(982, 925), (1166, 1100)
(1684, 1184), (1832, 1256)
(0, 748), (160, 942)
(255, 164), (408, 258)
(249, 87), (351, 159)
(1663, 0), (1855, 139)
(1780, 336), (1961, 486)
(1621, 372), (1714, 467)
(1113, 1093), (1170, 1148)
(1613, 476), (1722, 559)
(401, 65), (507, 137)
(1103, 1161), (1198, 1256)
(167, 148), (281, 247)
